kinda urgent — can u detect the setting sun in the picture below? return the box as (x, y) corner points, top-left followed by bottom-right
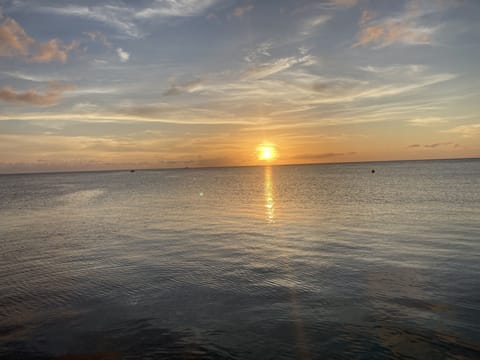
(257, 144), (278, 161)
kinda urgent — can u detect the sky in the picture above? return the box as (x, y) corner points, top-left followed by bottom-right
(0, 0), (479, 173)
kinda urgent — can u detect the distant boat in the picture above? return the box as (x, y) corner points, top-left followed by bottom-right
(130, 170), (135, 173)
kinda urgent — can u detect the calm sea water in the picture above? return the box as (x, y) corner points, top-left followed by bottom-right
(0, 159), (479, 359)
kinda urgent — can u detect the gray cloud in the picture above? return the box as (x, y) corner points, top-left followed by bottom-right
(408, 142), (459, 149)
(291, 152), (357, 160)
(0, 82), (76, 106)
(233, 4), (253, 17)
(163, 79), (205, 96)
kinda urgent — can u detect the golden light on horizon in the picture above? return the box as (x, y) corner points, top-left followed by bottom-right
(257, 144), (278, 162)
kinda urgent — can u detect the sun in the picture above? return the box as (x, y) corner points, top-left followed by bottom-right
(257, 143), (278, 161)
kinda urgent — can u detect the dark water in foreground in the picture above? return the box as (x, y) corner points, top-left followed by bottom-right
(0, 159), (479, 359)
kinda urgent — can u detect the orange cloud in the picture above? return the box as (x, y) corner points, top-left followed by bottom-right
(353, 1), (444, 48)
(355, 25), (384, 46)
(31, 39), (79, 63)
(354, 20), (431, 47)
(0, 17), (35, 57)
(0, 8), (77, 62)
(0, 82), (76, 106)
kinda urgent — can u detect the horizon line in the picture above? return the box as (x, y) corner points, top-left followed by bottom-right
(0, 156), (479, 176)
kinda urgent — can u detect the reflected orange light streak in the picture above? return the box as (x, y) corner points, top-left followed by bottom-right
(264, 166), (275, 223)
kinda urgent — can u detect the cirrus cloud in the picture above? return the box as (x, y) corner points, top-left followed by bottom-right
(353, 0), (450, 48)
(163, 79), (205, 96)
(443, 124), (480, 137)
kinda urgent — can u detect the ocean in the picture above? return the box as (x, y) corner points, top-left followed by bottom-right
(1, 159), (479, 359)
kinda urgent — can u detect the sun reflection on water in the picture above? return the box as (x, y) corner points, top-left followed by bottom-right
(264, 166), (275, 223)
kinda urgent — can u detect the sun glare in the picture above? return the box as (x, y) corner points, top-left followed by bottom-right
(257, 144), (278, 161)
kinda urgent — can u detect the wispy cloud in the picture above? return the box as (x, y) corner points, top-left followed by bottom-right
(136, 0), (219, 18)
(243, 57), (301, 80)
(151, 60), (455, 128)
(163, 79), (205, 96)
(408, 142), (459, 149)
(313, 0), (358, 10)
(407, 117), (447, 126)
(353, 0), (451, 47)
(290, 151), (357, 161)
(84, 31), (112, 49)
(354, 22), (434, 48)
(301, 15), (331, 36)
(244, 42), (273, 63)
(351, 74), (455, 99)
(32, 1), (220, 37)
(243, 54), (316, 80)
(0, 82), (76, 106)
(359, 64), (427, 75)
(443, 124), (480, 137)
(72, 102), (99, 112)
(0, 103), (252, 125)
(2, 71), (62, 82)
(284, 70), (455, 106)
(33, 5), (141, 38)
